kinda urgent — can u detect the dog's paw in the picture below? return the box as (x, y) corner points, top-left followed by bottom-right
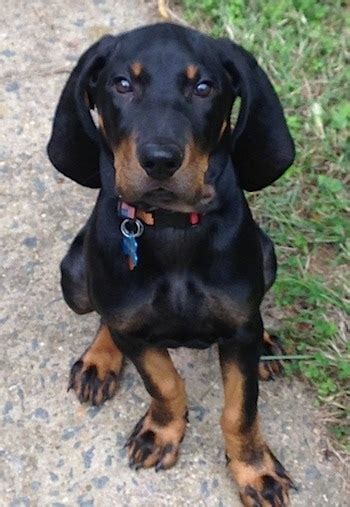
(68, 326), (123, 406)
(230, 449), (295, 506)
(258, 332), (285, 381)
(68, 359), (120, 406)
(127, 411), (187, 471)
(239, 473), (294, 506)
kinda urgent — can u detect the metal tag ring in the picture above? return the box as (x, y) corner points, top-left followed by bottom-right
(120, 218), (144, 238)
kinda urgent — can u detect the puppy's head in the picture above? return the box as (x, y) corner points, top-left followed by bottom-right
(48, 23), (294, 210)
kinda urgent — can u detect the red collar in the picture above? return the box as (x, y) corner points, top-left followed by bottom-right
(118, 201), (201, 228)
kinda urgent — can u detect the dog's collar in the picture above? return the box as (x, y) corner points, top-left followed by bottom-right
(117, 200), (201, 270)
(118, 201), (200, 228)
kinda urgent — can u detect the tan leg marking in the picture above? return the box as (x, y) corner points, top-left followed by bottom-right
(221, 363), (294, 506)
(127, 348), (187, 471)
(68, 325), (123, 406)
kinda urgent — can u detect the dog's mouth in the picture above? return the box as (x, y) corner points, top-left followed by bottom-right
(141, 188), (177, 205)
(128, 185), (216, 213)
(130, 188), (181, 211)
(144, 187), (177, 201)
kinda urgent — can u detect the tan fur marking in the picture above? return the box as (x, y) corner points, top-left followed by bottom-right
(185, 141), (209, 186)
(113, 136), (212, 211)
(186, 64), (198, 80)
(258, 362), (271, 381)
(143, 348), (187, 423)
(129, 409), (185, 469)
(112, 123), (219, 214)
(220, 363), (259, 451)
(258, 331), (285, 381)
(98, 114), (106, 136)
(220, 362), (292, 505)
(221, 363), (265, 459)
(130, 62), (142, 77)
(113, 136), (149, 202)
(127, 348), (187, 470)
(263, 330), (274, 346)
(69, 325), (123, 405)
(82, 325), (123, 380)
(219, 120), (227, 139)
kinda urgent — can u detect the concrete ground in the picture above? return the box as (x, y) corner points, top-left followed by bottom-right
(0, 1), (348, 505)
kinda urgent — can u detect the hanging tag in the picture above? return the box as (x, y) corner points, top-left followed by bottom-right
(122, 235), (138, 270)
(120, 218), (144, 270)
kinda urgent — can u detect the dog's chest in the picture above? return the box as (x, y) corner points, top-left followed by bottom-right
(111, 271), (248, 346)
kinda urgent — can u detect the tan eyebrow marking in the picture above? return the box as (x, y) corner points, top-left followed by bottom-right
(130, 62), (143, 77)
(186, 64), (199, 80)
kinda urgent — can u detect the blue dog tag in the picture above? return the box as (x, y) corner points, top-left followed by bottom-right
(122, 235), (139, 269)
(120, 218), (144, 270)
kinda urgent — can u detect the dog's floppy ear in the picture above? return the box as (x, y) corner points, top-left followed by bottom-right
(217, 38), (295, 191)
(47, 35), (116, 187)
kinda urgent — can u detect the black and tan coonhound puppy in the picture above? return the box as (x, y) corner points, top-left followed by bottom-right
(48, 23), (296, 506)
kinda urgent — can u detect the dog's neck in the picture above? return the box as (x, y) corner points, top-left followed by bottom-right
(117, 200), (201, 229)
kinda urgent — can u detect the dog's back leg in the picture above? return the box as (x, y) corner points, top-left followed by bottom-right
(257, 226), (286, 381)
(60, 224), (93, 315)
(257, 226), (277, 295)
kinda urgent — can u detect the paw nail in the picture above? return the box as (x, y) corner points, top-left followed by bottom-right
(155, 462), (164, 472)
(290, 480), (299, 491)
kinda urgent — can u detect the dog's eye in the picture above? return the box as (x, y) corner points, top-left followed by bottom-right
(114, 77), (133, 94)
(194, 81), (213, 97)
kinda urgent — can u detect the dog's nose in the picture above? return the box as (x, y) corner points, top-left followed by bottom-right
(138, 143), (183, 180)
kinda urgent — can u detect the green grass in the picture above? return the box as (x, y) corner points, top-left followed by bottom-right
(177, 0), (349, 450)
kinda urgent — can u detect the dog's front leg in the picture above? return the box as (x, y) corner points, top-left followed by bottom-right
(111, 337), (188, 471)
(219, 319), (294, 506)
